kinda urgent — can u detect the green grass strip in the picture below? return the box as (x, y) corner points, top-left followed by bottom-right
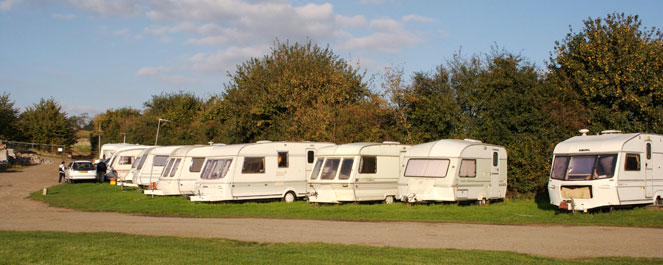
(0, 230), (659, 265)
(30, 183), (663, 227)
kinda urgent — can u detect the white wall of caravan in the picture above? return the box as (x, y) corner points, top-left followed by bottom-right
(144, 145), (204, 196)
(190, 142), (334, 202)
(548, 132), (663, 211)
(307, 143), (410, 204)
(398, 139), (507, 203)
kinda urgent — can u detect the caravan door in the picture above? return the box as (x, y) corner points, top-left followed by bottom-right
(645, 141), (653, 198)
(489, 149), (501, 198)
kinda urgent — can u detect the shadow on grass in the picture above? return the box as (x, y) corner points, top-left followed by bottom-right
(535, 189), (558, 211)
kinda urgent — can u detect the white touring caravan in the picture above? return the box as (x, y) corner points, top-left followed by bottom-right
(133, 145), (184, 188)
(144, 145), (206, 196)
(307, 142), (411, 204)
(548, 130), (663, 211)
(189, 141), (335, 202)
(99, 143), (137, 161)
(398, 139), (507, 204)
(106, 145), (150, 183)
(121, 147), (156, 187)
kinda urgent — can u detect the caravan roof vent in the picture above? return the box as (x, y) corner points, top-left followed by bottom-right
(601, 130), (622, 135)
(463, 139), (482, 143)
(579, 129), (589, 136)
(256, 140), (272, 144)
(382, 141), (400, 144)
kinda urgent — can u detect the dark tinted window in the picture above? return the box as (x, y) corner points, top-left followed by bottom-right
(338, 159), (354, 180)
(646, 143), (651, 160)
(242, 157), (265, 174)
(278, 152), (288, 168)
(625, 154), (640, 171)
(307, 151), (315, 163)
(359, 156), (377, 174)
(493, 152), (498, 167)
(190, 157), (205, 172)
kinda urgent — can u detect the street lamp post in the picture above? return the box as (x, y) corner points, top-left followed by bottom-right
(120, 133), (127, 143)
(154, 118), (170, 146)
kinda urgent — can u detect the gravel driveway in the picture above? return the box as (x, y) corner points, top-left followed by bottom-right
(1, 159), (661, 259)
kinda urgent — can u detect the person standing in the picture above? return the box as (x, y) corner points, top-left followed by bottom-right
(96, 159), (107, 183)
(58, 161), (66, 183)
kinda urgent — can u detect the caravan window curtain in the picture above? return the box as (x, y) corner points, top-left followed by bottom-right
(404, 159), (449, 178)
(153, 155), (168, 166)
(190, 157), (205, 172)
(459, 159), (476, 178)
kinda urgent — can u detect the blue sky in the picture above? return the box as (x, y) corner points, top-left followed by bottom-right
(1, 0), (662, 117)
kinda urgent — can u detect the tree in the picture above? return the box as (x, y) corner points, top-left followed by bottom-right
(384, 66), (459, 144)
(93, 107), (142, 145)
(134, 92), (206, 145)
(548, 13), (663, 133)
(0, 92), (21, 140)
(19, 98), (76, 146)
(215, 40), (385, 144)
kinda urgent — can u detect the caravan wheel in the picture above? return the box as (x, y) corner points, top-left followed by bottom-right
(283, 192), (296, 203)
(655, 196), (663, 206)
(384, 196), (395, 204)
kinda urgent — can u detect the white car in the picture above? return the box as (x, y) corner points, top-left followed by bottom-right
(65, 161), (97, 183)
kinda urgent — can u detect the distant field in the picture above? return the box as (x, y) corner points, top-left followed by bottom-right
(72, 130), (92, 154)
(0, 231), (659, 265)
(30, 183), (663, 227)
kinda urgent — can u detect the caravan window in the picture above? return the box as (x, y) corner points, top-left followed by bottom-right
(190, 157), (205, 172)
(169, 159), (181, 177)
(242, 157), (265, 174)
(625, 154), (641, 171)
(161, 159), (175, 177)
(131, 156), (142, 169)
(320, 159), (340, 180)
(200, 159), (232, 179)
(338, 159), (354, 180)
(153, 155), (168, 167)
(567, 156), (595, 180)
(595, 155), (617, 179)
(459, 159), (476, 178)
(119, 156), (133, 165)
(646, 143), (652, 160)
(551, 156), (569, 180)
(404, 159), (450, 178)
(493, 152), (498, 167)
(359, 156), (377, 174)
(137, 154), (149, 170)
(310, 159), (323, 180)
(307, 151), (315, 163)
(278, 152), (288, 168)
(550, 154), (617, 180)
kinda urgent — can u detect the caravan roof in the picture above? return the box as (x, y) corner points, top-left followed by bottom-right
(317, 142), (408, 156)
(553, 133), (641, 154)
(405, 139), (498, 157)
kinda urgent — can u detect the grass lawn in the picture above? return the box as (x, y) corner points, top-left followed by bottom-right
(29, 183), (663, 227)
(0, 231), (659, 265)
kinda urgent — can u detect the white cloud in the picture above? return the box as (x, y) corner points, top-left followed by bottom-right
(136, 66), (171, 76)
(403, 14), (434, 23)
(63, 0), (143, 16)
(51, 13), (77, 20)
(62, 104), (104, 116)
(191, 45), (270, 74)
(113, 28), (129, 36)
(0, 0), (21, 11)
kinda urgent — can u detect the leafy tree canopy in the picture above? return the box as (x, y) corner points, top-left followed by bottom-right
(0, 92), (22, 140)
(548, 13), (663, 133)
(19, 98), (76, 146)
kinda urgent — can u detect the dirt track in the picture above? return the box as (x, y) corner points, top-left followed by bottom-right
(1, 159), (662, 259)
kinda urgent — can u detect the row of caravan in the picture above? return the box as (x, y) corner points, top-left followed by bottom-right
(101, 139), (508, 204)
(100, 130), (663, 211)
